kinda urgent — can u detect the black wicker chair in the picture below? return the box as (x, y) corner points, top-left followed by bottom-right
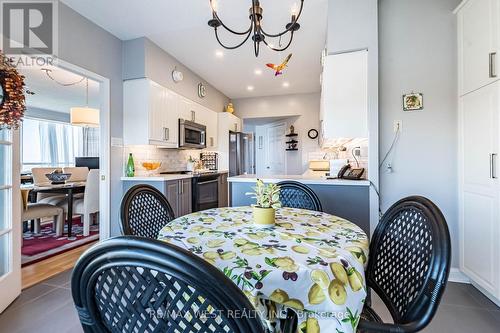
(120, 184), (176, 239)
(277, 181), (323, 212)
(357, 196), (451, 333)
(71, 236), (266, 333)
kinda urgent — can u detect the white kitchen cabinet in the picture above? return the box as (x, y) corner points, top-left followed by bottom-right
(219, 112), (242, 133)
(320, 50), (368, 144)
(457, 0), (500, 304)
(457, 0), (500, 96)
(197, 106), (218, 149)
(177, 95), (195, 122)
(123, 79), (178, 148)
(458, 81), (500, 300)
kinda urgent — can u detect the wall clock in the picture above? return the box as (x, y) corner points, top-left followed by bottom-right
(198, 83), (207, 98)
(172, 68), (184, 83)
(308, 129), (319, 139)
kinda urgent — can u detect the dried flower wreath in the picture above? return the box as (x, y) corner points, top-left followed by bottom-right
(0, 51), (26, 130)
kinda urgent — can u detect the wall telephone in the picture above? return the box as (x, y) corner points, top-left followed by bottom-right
(337, 164), (365, 180)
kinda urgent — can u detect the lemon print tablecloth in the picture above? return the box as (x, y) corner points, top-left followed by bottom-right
(158, 206), (369, 333)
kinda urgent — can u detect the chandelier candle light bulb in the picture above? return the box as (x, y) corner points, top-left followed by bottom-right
(207, 0), (304, 57)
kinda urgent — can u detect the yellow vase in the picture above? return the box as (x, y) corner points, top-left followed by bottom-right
(253, 206), (276, 226)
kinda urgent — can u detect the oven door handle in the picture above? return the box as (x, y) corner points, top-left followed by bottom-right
(197, 179), (218, 186)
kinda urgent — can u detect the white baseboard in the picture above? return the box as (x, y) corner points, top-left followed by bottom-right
(448, 268), (470, 284)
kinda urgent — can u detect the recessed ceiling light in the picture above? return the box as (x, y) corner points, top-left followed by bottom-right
(215, 50), (224, 58)
(283, 82), (290, 87)
(247, 85), (254, 91)
(254, 69), (263, 75)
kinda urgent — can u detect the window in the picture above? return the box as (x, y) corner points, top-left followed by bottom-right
(21, 118), (83, 171)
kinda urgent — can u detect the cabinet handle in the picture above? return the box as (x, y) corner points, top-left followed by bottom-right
(210, 137), (214, 147)
(191, 110), (196, 122)
(258, 136), (263, 149)
(490, 153), (497, 179)
(489, 52), (497, 78)
(164, 128), (169, 141)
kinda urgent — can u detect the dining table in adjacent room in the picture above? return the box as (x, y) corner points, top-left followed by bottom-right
(157, 206), (369, 333)
(22, 181), (86, 239)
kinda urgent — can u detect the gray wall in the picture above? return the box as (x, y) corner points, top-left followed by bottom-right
(327, 0), (379, 235)
(233, 93), (321, 174)
(123, 37), (230, 112)
(58, 3), (124, 236)
(379, 0), (460, 267)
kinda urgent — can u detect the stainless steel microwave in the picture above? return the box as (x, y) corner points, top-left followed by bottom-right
(179, 119), (206, 149)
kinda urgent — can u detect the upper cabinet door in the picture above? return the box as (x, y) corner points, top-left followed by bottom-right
(458, 0), (500, 96)
(197, 106), (218, 149)
(148, 81), (167, 144)
(164, 90), (179, 147)
(321, 50), (368, 142)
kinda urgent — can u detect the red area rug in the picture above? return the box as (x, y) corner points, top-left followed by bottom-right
(22, 216), (99, 266)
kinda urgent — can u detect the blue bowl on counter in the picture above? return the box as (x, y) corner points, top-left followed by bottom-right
(45, 173), (72, 184)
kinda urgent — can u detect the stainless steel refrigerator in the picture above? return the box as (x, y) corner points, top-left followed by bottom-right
(229, 132), (255, 176)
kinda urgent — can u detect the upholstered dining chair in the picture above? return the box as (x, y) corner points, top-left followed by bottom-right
(21, 190), (64, 237)
(71, 236), (266, 333)
(58, 169), (100, 236)
(120, 184), (176, 239)
(62, 166), (89, 182)
(357, 196), (451, 333)
(31, 167), (66, 204)
(277, 181), (323, 212)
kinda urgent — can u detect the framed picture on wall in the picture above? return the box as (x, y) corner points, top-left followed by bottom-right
(403, 92), (424, 111)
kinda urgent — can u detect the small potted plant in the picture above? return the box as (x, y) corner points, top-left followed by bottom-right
(246, 180), (281, 226)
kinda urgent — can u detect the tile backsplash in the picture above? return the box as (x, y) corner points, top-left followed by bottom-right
(308, 138), (369, 177)
(123, 146), (207, 176)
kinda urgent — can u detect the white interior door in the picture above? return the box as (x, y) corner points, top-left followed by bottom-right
(264, 122), (286, 176)
(0, 129), (21, 313)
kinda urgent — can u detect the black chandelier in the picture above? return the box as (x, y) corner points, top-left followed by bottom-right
(208, 0), (304, 57)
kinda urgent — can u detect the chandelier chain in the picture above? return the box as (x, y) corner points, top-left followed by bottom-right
(42, 68), (86, 86)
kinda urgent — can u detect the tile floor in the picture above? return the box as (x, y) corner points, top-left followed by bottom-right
(0, 270), (499, 333)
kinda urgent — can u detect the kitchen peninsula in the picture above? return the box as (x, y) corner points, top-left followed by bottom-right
(228, 175), (370, 234)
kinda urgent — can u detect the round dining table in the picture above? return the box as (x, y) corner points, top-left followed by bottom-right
(157, 206), (369, 333)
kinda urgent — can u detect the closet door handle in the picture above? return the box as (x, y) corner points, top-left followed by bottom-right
(489, 52), (497, 78)
(490, 153), (497, 179)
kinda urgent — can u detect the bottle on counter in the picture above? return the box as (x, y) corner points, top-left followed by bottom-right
(126, 153), (135, 177)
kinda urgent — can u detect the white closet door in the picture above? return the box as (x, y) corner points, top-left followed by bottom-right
(458, 0), (499, 95)
(459, 81), (500, 296)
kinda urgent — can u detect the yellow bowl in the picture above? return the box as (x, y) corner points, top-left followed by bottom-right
(142, 161), (162, 171)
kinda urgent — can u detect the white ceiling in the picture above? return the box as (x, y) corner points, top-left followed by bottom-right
(20, 65), (100, 114)
(61, 0), (328, 99)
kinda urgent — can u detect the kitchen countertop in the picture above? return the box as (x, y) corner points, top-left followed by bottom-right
(121, 170), (228, 182)
(227, 174), (370, 186)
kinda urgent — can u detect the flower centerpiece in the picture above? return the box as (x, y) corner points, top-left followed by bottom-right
(246, 179), (281, 226)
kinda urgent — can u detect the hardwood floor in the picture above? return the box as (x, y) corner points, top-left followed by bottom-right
(21, 242), (97, 290)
